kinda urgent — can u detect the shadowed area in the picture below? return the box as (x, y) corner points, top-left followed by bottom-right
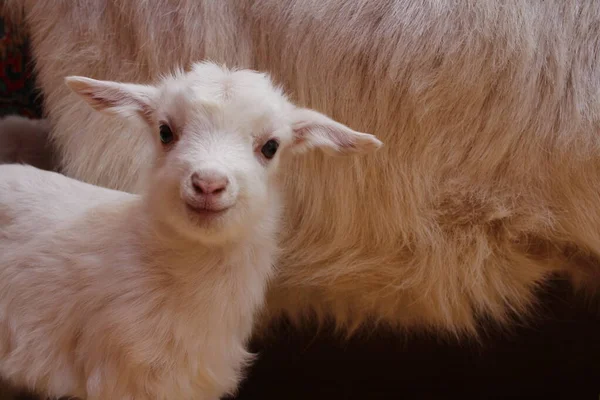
(234, 280), (599, 400)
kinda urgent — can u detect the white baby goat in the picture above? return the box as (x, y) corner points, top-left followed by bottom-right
(0, 61), (382, 400)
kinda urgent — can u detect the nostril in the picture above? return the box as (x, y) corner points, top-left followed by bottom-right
(190, 172), (229, 196)
(191, 177), (205, 194)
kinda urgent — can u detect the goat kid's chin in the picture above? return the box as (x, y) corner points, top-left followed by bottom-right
(173, 200), (259, 245)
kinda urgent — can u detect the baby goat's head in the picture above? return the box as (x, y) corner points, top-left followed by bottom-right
(65, 61), (382, 243)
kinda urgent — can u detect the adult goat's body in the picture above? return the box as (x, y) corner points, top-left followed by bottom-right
(5, 0), (600, 335)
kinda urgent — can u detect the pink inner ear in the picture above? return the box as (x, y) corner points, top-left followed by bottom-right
(294, 124), (357, 150)
(330, 127), (357, 149)
(88, 92), (121, 110)
(87, 88), (153, 124)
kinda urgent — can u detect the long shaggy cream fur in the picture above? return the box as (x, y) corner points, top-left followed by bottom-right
(4, 0), (600, 336)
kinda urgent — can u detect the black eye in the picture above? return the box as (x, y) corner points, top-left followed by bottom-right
(159, 124), (174, 144)
(261, 139), (279, 159)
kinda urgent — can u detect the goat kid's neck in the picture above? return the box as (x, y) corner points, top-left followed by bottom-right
(118, 195), (278, 282)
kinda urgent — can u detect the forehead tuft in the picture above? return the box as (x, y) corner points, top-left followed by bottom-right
(154, 62), (292, 134)
(158, 62), (287, 111)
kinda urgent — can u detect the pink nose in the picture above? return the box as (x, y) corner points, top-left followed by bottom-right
(191, 170), (229, 196)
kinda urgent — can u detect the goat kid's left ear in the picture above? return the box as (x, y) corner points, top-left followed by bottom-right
(289, 108), (383, 155)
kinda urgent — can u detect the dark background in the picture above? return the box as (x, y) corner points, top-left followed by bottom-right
(239, 280), (600, 400)
(1, 17), (598, 400)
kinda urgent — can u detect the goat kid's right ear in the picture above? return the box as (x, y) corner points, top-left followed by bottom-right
(65, 76), (158, 123)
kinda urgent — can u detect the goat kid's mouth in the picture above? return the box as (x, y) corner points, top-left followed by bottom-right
(184, 202), (231, 220)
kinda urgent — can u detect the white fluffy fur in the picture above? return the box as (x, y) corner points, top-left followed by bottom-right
(0, 63), (381, 399)
(3, 1), (600, 337)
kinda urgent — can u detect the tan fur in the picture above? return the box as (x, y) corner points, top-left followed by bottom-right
(4, 1), (600, 336)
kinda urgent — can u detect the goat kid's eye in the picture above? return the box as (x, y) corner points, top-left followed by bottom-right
(159, 124), (174, 145)
(260, 139), (279, 159)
